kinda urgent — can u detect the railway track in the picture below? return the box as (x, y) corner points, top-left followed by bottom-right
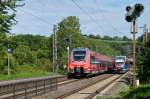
(64, 72), (130, 99)
(1, 73), (130, 99)
(58, 79), (79, 86)
(0, 75), (68, 99)
(57, 74), (115, 99)
(35, 73), (129, 99)
(32, 74), (115, 99)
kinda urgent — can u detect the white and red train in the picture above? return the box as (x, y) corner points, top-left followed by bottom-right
(113, 56), (129, 73)
(67, 48), (115, 77)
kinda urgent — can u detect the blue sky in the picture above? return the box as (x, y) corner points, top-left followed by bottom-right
(11, 0), (150, 38)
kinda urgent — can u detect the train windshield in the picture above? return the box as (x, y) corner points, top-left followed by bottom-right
(116, 56), (126, 60)
(73, 51), (86, 61)
(116, 62), (124, 65)
(116, 57), (124, 60)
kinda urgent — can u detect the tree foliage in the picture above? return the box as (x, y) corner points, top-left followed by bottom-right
(137, 33), (150, 82)
(0, 0), (24, 33)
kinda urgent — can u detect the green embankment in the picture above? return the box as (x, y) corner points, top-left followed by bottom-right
(84, 37), (131, 56)
(0, 65), (59, 80)
(119, 84), (150, 99)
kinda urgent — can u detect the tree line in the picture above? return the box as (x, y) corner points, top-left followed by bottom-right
(84, 34), (131, 41)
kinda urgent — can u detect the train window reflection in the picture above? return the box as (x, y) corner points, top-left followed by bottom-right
(73, 51), (86, 61)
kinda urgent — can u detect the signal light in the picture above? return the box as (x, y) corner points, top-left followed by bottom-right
(126, 6), (131, 12)
(125, 3), (144, 22)
(135, 3), (144, 12)
(125, 15), (133, 22)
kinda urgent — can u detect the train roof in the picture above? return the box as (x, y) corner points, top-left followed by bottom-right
(72, 47), (89, 51)
(90, 50), (113, 62)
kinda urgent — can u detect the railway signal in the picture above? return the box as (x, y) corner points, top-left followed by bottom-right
(125, 3), (144, 87)
(125, 3), (144, 22)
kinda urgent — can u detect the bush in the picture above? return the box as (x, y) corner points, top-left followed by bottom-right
(120, 84), (150, 99)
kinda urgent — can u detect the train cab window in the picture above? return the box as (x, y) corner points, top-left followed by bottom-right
(73, 51), (86, 61)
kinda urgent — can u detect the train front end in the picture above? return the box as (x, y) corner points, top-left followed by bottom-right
(68, 48), (90, 77)
(114, 56), (128, 73)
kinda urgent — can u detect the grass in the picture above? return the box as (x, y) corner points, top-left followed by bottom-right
(0, 65), (60, 81)
(101, 83), (150, 99)
(0, 71), (47, 80)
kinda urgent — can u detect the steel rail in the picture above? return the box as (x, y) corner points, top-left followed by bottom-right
(85, 72), (130, 99)
(55, 74), (114, 99)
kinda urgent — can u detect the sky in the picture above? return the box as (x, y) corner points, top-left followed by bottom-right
(11, 0), (150, 38)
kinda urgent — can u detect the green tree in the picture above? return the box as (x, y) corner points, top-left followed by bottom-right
(14, 45), (34, 65)
(0, 0), (24, 33)
(102, 35), (112, 40)
(12, 34), (49, 51)
(0, 0), (24, 73)
(112, 36), (121, 41)
(0, 48), (7, 71)
(137, 33), (150, 82)
(56, 16), (83, 55)
(50, 16), (84, 68)
(122, 36), (130, 41)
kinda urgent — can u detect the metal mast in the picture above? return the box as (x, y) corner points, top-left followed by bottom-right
(52, 24), (58, 72)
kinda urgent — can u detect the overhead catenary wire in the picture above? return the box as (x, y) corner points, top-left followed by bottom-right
(18, 8), (54, 26)
(15, 8), (56, 36)
(17, 0), (124, 37)
(94, 0), (122, 36)
(37, 1), (66, 19)
(71, 0), (107, 34)
(18, 0), (107, 35)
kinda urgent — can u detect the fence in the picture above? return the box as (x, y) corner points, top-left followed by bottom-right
(0, 75), (64, 99)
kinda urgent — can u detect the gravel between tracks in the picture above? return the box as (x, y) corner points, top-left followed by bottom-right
(64, 74), (120, 99)
(94, 72), (130, 99)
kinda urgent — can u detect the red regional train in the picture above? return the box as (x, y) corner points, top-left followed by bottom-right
(68, 48), (114, 77)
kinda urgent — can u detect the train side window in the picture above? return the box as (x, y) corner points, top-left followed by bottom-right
(109, 63), (112, 66)
(101, 62), (104, 66)
(99, 63), (101, 66)
(90, 56), (95, 64)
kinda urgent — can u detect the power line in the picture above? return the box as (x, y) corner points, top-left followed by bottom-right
(15, 8), (55, 35)
(18, 8), (53, 26)
(94, 0), (122, 35)
(37, 1), (65, 19)
(71, 0), (107, 34)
